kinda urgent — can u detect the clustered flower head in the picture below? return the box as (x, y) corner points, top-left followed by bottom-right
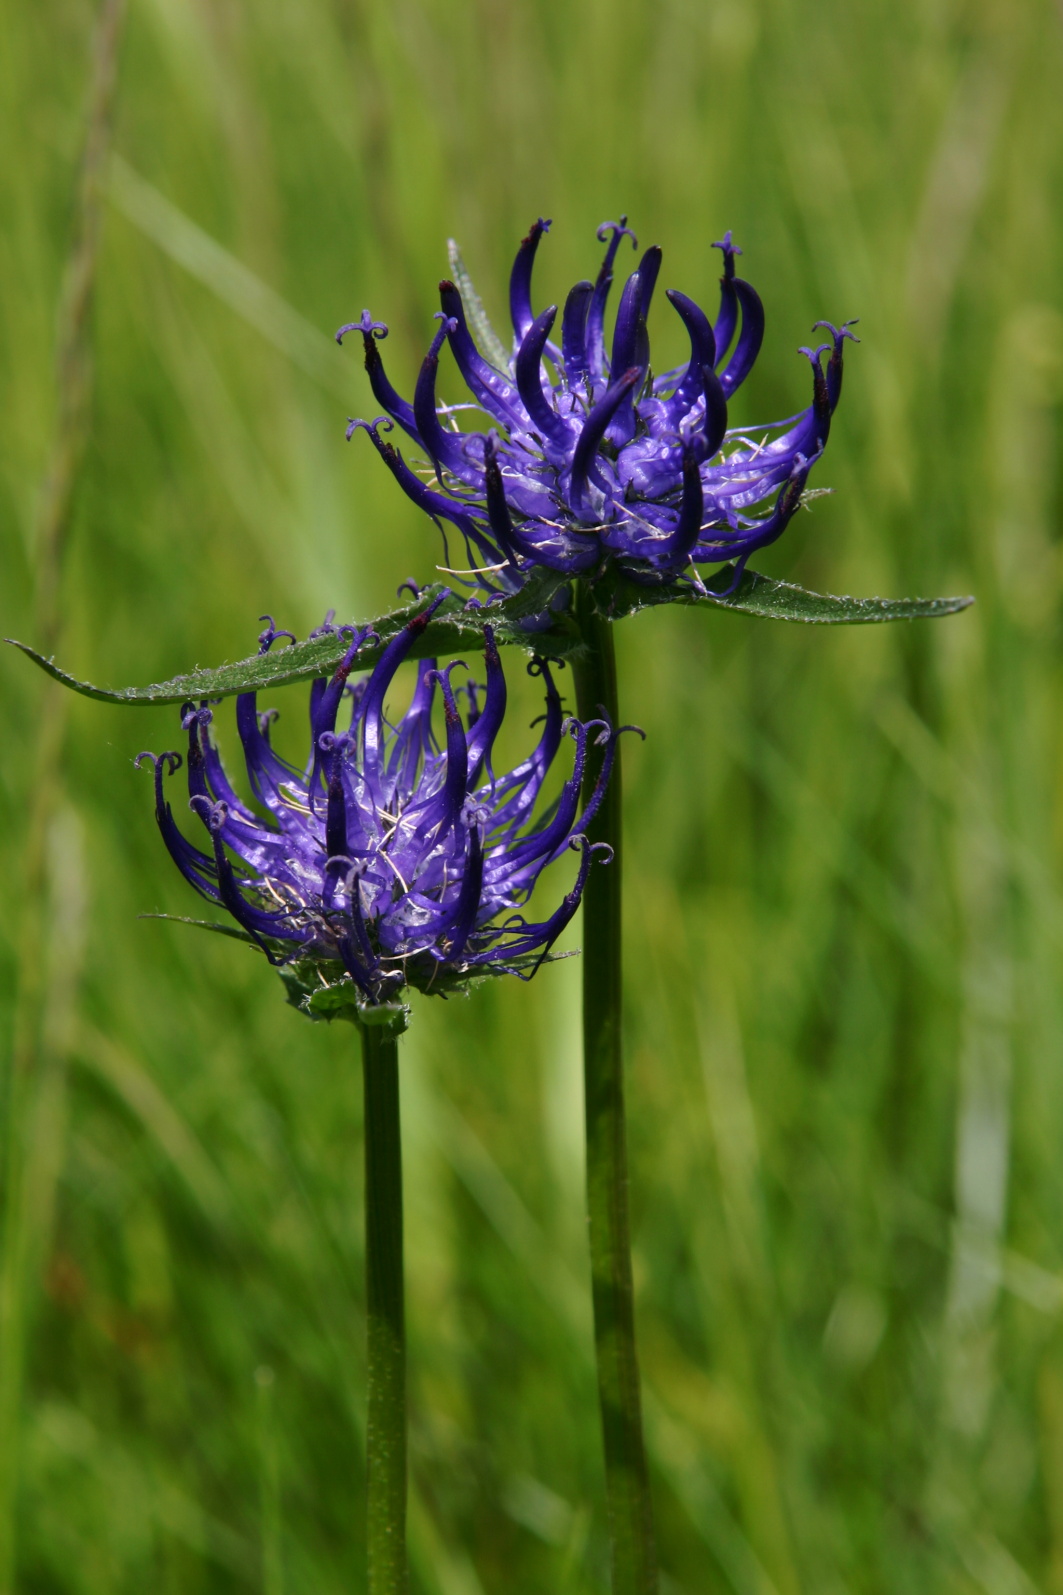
(340, 217), (857, 594)
(138, 594), (622, 1006)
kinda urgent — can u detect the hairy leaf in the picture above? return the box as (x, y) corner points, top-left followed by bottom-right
(6, 572), (575, 706)
(6, 566), (973, 708)
(593, 564), (975, 626)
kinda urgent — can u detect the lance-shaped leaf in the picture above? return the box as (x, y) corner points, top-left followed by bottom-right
(594, 564), (975, 626)
(6, 565), (972, 708)
(5, 571), (575, 705)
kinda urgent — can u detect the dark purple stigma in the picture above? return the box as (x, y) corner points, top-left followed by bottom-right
(797, 343), (832, 446)
(257, 615), (296, 654)
(349, 314), (421, 445)
(712, 231), (742, 280)
(813, 319), (860, 409)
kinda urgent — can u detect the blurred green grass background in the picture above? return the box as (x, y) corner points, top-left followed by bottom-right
(3, 0), (1063, 1589)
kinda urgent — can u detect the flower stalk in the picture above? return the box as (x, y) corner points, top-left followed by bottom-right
(360, 1007), (410, 1595)
(133, 595), (623, 1590)
(572, 588), (657, 1595)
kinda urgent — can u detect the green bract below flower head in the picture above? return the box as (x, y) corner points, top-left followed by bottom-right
(340, 216), (856, 598)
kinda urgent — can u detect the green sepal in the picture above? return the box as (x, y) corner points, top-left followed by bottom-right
(280, 950), (573, 1024)
(290, 966), (411, 1039)
(6, 566), (972, 710)
(145, 915), (573, 1013)
(277, 959), (362, 1024)
(278, 963), (412, 1034)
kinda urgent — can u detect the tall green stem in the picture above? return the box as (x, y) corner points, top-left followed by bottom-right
(572, 591), (658, 1595)
(360, 1019), (408, 1595)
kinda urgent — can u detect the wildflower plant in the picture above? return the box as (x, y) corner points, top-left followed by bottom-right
(131, 590), (622, 1593)
(8, 214), (972, 1595)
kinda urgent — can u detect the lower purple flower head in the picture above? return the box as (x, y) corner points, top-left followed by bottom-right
(138, 594), (622, 1007)
(340, 217), (857, 595)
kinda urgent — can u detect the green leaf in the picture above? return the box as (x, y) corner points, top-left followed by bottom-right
(590, 563), (975, 627)
(6, 566), (973, 709)
(446, 239), (511, 373)
(6, 571), (577, 707)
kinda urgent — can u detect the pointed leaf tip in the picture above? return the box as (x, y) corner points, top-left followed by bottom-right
(588, 566), (975, 626)
(6, 567), (973, 710)
(5, 572), (577, 707)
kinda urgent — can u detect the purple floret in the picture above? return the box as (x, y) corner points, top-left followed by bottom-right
(138, 595), (619, 1005)
(341, 219), (858, 595)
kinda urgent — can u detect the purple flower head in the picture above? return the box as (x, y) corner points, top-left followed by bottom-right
(137, 595), (622, 1009)
(340, 219), (857, 595)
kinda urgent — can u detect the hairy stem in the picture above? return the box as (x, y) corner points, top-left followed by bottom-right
(572, 591), (658, 1595)
(360, 1020), (408, 1595)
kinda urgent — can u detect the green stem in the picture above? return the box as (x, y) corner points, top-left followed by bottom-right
(360, 1019), (408, 1595)
(572, 590), (658, 1595)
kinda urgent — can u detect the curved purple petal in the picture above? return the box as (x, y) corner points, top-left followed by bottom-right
(712, 231), (742, 359)
(439, 279), (523, 424)
(661, 289), (718, 424)
(358, 319), (421, 445)
(514, 306), (570, 449)
(413, 318), (483, 486)
(718, 276), (765, 397)
(561, 280), (594, 385)
(586, 217), (638, 379)
(509, 217), (551, 342)
(569, 368), (641, 523)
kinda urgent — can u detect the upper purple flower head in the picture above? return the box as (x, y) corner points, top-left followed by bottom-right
(340, 217), (857, 595)
(138, 594), (621, 1008)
